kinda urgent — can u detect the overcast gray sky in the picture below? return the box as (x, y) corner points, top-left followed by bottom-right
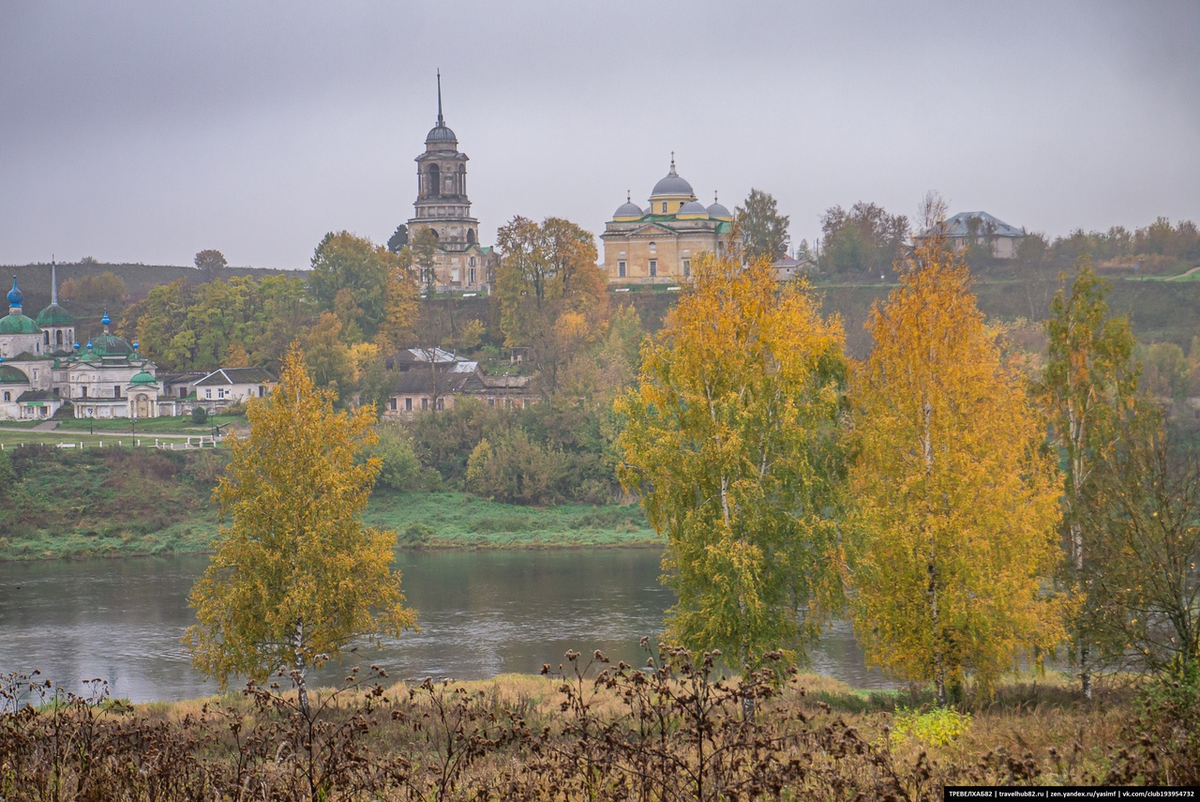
(2, 1), (1197, 270)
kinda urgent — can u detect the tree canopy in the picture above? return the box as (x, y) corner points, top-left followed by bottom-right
(308, 231), (415, 344)
(185, 347), (416, 715)
(194, 249), (228, 282)
(617, 252), (848, 671)
(735, 188), (791, 262)
(847, 214), (1064, 705)
(820, 201), (909, 277)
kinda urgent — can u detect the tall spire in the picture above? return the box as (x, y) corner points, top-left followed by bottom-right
(50, 258), (58, 306)
(669, 151), (676, 175)
(436, 69), (444, 125)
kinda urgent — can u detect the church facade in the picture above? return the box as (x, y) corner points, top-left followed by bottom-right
(601, 157), (734, 285)
(0, 271), (160, 421)
(406, 74), (497, 294)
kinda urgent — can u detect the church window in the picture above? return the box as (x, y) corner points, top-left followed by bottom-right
(469, 256), (476, 266)
(32, 369), (38, 381)
(428, 164), (440, 198)
(81, 387), (87, 398)
(649, 241), (657, 253)
(3, 392), (9, 402)
(469, 268), (477, 284)
(56, 331), (63, 347)
(661, 202), (667, 213)
(467, 230), (476, 245)
(44, 332), (49, 346)
(114, 385), (121, 398)
(618, 260), (626, 278)
(649, 260), (658, 277)
(683, 259), (691, 277)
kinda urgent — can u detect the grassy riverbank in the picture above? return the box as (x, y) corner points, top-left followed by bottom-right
(0, 444), (658, 560)
(3, 660), (1195, 799)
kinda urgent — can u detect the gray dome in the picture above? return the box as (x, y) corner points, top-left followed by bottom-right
(678, 200), (709, 216)
(707, 202), (732, 219)
(651, 158), (694, 197)
(426, 123), (458, 145)
(613, 201), (644, 218)
(652, 172), (693, 197)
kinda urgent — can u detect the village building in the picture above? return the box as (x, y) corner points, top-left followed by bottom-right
(190, 367), (277, 412)
(601, 156), (734, 285)
(916, 211), (1026, 259)
(379, 347), (536, 417)
(406, 73), (497, 294)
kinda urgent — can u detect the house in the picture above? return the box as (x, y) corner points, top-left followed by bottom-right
(191, 368), (277, 411)
(380, 347), (537, 417)
(916, 211), (1026, 259)
(773, 254), (816, 281)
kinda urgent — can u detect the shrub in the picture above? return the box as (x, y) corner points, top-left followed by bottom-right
(891, 706), (972, 746)
(465, 430), (567, 505)
(368, 424), (440, 491)
(190, 406), (208, 425)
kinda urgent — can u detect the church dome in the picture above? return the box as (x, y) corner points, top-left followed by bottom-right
(707, 201), (733, 220)
(0, 363), (30, 384)
(6, 277), (23, 307)
(129, 370), (157, 386)
(0, 313), (39, 335)
(650, 158), (694, 198)
(677, 200), (709, 218)
(36, 303), (74, 327)
(613, 200), (645, 220)
(425, 123), (458, 146)
(91, 333), (134, 357)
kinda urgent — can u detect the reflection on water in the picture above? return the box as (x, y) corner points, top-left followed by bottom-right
(0, 549), (891, 703)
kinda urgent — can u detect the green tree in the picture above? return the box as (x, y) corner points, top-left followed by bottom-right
(820, 201), (909, 277)
(186, 347), (415, 716)
(1083, 415), (1200, 679)
(308, 231), (401, 342)
(616, 252), (848, 674)
(848, 202), (1064, 706)
(1035, 263), (1139, 698)
(194, 249), (228, 282)
(387, 224), (409, 254)
(410, 228), (440, 297)
(735, 188), (790, 262)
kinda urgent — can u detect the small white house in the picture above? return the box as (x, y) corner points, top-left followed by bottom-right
(191, 367), (276, 411)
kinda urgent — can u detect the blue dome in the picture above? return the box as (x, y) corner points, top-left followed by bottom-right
(651, 159), (694, 198)
(613, 201), (645, 219)
(6, 277), (22, 307)
(707, 202), (733, 220)
(101, 309), (111, 327)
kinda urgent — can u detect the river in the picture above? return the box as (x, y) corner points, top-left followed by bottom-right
(0, 549), (891, 703)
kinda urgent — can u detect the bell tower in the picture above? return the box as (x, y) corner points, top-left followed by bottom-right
(408, 71), (479, 249)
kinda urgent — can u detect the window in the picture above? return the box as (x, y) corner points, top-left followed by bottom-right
(469, 256), (476, 267)
(421, 397), (428, 410)
(649, 260), (657, 277)
(488, 398), (495, 406)
(661, 202), (667, 213)
(469, 267), (476, 284)
(205, 389), (212, 399)
(114, 385), (121, 398)
(32, 369), (38, 381)
(649, 241), (657, 253)
(618, 260), (626, 278)
(389, 398), (397, 411)
(405, 397), (413, 412)
(683, 259), (691, 277)
(217, 388), (225, 399)
(2, 392), (8, 402)
(81, 387), (87, 398)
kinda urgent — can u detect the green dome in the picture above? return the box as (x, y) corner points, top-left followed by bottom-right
(36, 303), (74, 327)
(90, 333), (134, 357)
(0, 364), (30, 384)
(0, 313), (40, 335)
(129, 370), (157, 386)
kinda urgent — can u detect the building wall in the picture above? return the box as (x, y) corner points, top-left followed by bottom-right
(603, 227), (726, 284)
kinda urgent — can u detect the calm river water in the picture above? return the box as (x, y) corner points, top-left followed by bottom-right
(0, 549), (890, 703)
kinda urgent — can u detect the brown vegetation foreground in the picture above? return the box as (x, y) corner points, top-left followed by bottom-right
(1, 647), (1196, 801)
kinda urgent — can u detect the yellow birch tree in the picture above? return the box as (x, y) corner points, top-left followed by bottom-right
(616, 253), (848, 671)
(185, 346), (416, 716)
(847, 211), (1064, 706)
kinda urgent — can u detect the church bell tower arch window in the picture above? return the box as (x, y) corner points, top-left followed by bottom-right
(427, 164), (441, 198)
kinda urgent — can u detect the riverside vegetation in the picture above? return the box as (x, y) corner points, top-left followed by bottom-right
(0, 647), (1197, 800)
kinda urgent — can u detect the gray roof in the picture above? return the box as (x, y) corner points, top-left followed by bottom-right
(707, 202), (732, 219)
(678, 200), (708, 216)
(613, 201), (644, 218)
(193, 367), (276, 387)
(930, 211), (1024, 239)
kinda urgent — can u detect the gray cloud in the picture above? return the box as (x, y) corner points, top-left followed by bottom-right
(1, 0), (1196, 269)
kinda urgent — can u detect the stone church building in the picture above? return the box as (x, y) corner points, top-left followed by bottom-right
(407, 74), (497, 294)
(601, 156), (734, 285)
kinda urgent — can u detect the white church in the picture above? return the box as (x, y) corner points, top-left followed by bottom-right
(0, 270), (162, 421)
